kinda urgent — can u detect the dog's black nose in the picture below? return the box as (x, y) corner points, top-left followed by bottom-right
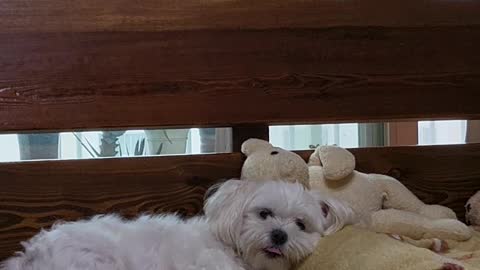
(270, 229), (288, 246)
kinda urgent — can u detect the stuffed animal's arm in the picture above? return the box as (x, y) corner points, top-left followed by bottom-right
(371, 174), (457, 219)
(370, 209), (471, 241)
(386, 234), (449, 253)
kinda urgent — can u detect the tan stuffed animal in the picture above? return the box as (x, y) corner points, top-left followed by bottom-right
(466, 191), (480, 232)
(309, 145), (472, 241)
(240, 138), (310, 188)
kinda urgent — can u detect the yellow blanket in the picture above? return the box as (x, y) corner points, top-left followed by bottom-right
(297, 226), (480, 270)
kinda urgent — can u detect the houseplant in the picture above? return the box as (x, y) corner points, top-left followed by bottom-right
(144, 129), (190, 155)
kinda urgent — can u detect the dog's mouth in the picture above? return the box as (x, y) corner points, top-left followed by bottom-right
(263, 246), (284, 258)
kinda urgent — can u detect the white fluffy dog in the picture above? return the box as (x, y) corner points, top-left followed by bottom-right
(1, 179), (355, 270)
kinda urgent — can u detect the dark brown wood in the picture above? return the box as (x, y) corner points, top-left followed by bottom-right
(0, 153), (244, 260)
(232, 125), (270, 152)
(1, 144), (480, 260)
(1, 28), (479, 132)
(1, 0), (480, 132)
(1, 0), (479, 32)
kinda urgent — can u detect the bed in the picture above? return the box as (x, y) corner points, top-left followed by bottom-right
(1, 0), (480, 265)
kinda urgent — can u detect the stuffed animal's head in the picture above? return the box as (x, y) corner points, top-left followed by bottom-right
(240, 139), (310, 188)
(466, 191), (480, 229)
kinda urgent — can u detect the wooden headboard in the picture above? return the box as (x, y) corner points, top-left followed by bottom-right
(1, 0), (480, 260)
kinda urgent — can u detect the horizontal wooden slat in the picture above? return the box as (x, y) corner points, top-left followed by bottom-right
(1, 0), (480, 33)
(1, 26), (480, 132)
(1, 0), (480, 132)
(1, 144), (480, 259)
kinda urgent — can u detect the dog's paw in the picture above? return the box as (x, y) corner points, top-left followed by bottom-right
(438, 263), (464, 270)
(387, 234), (403, 241)
(430, 239), (449, 253)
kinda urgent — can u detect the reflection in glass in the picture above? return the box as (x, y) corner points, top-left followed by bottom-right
(419, 120), (467, 145)
(0, 120), (472, 162)
(0, 128), (232, 162)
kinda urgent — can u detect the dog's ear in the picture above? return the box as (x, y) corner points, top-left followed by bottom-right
(204, 179), (250, 247)
(310, 192), (357, 235)
(204, 179), (227, 202)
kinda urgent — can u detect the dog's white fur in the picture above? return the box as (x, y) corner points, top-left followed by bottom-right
(1, 179), (355, 270)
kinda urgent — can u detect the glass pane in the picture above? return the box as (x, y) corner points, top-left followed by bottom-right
(269, 120), (474, 150)
(1, 120), (475, 162)
(269, 123), (363, 150)
(0, 128), (232, 162)
(418, 120), (467, 145)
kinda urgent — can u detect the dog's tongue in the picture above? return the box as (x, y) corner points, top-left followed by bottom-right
(265, 247), (282, 255)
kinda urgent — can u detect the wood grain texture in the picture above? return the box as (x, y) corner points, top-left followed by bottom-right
(1, 27), (480, 132)
(1, 0), (480, 33)
(1, 144), (480, 259)
(0, 153), (243, 260)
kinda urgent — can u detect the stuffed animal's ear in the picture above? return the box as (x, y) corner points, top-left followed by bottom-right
(309, 145), (355, 180)
(308, 148), (322, 166)
(241, 138), (273, 156)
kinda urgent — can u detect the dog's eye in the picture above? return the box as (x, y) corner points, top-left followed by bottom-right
(466, 203), (472, 212)
(270, 151), (279, 155)
(295, 219), (306, 231)
(259, 209), (273, 219)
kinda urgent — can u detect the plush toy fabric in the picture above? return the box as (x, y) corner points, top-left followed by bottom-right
(466, 191), (480, 232)
(297, 226), (480, 270)
(309, 145), (472, 241)
(239, 139), (471, 242)
(240, 138), (310, 188)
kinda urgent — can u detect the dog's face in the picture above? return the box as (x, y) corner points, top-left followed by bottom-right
(204, 179), (354, 270)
